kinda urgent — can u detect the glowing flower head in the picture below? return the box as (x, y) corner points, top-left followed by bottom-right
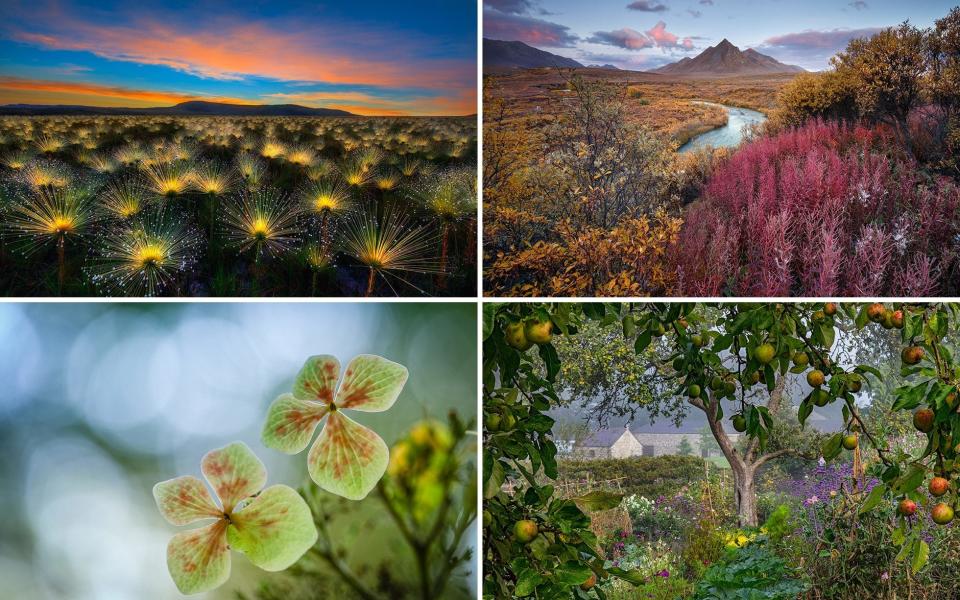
(19, 160), (71, 190)
(340, 159), (371, 188)
(300, 179), (352, 216)
(374, 168), (400, 192)
(303, 243), (332, 270)
(1, 149), (34, 170)
(220, 189), (301, 257)
(344, 208), (441, 288)
(5, 185), (97, 254)
(87, 210), (201, 296)
(262, 354), (408, 499)
(143, 161), (192, 197)
(190, 160), (236, 195)
(154, 442), (317, 594)
(33, 134), (64, 154)
(414, 169), (474, 222)
(101, 176), (151, 219)
(285, 145), (317, 167)
(234, 153), (266, 190)
(260, 140), (286, 159)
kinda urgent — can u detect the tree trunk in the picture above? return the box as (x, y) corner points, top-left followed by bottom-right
(733, 465), (758, 527)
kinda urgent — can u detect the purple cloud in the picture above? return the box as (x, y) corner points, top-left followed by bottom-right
(483, 9), (579, 47)
(588, 21), (693, 51)
(483, 0), (537, 14)
(761, 27), (883, 70)
(699, 0), (714, 4)
(627, 1), (669, 12)
(588, 28), (654, 49)
(849, 1), (868, 10)
(764, 28), (882, 50)
(688, 9), (702, 17)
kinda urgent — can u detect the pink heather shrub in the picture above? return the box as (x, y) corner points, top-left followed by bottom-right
(675, 119), (960, 296)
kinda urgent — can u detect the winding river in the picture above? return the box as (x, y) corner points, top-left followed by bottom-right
(678, 101), (767, 153)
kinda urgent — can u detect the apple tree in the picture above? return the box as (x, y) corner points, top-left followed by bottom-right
(483, 302), (960, 598)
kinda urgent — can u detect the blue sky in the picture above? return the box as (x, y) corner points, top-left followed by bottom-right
(484, 0), (954, 71)
(0, 0), (476, 115)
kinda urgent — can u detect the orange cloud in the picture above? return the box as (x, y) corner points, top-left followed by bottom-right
(12, 18), (474, 92)
(265, 89), (476, 116)
(0, 77), (247, 107)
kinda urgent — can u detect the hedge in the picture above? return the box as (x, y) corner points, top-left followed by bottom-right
(558, 455), (709, 499)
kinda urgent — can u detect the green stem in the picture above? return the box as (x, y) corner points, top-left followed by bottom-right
(314, 507), (382, 600)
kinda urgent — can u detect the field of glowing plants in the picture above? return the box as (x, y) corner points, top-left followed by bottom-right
(0, 115), (476, 296)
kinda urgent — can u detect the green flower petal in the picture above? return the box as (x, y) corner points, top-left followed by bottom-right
(261, 393), (328, 454)
(166, 520), (231, 595)
(293, 355), (340, 403)
(226, 485), (318, 571)
(307, 411), (388, 500)
(334, 354), (408, 412)
(201, 442), (266, 513)
(153, 476), (222, 526)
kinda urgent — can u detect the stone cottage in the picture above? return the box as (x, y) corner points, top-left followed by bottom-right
(573, 427), (644, 459)
(574, 422), (740, 459)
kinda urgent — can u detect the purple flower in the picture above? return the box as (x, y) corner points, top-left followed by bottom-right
(658, 569), (670, 578)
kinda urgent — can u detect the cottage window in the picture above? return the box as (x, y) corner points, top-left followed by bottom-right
(642, 445), (654, 457)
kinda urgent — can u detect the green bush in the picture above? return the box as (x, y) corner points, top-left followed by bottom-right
(558, 455), (709, 498)
(693, 541), (808, 600)
(604, 575), (693, 600)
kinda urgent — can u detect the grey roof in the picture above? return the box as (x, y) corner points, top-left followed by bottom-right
(630, 420), (741, 436)
(580, 428), (633, 448)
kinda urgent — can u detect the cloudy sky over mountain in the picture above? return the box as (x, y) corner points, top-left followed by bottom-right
(0, 0), (475, 115)
(484, 0), (953, 71)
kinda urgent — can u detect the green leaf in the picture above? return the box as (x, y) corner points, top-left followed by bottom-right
(261, 393), (328, 454)
(293, 354), (340, 402)
(607, 567), (646, 585)
(634, 329), (652, 354)
(335, 354), (408, 412)
(554, 561), (592, 586)
(227, 485), (318, 572)
(484, 459), (506, 499)
(154, 476), (221, 526)
(622, 315), (636, 340)
(894, 465), (926, 495)
(820, 323), (835, 350)
(911, 539), (929, 574)
(483, 304), (497, 340)
(514, 568), (543, 596)
(859, 483), (887, 514)
(308, 411), (388, 500)
(539, 343), (560, 382)
(201, 442), (267, 513)
(891, 526), (906, 546)
(572, 490), (623, 512)
(821, 433), (843, 461)
(798, 400), (813, 428)
(166, 520), (231, 595)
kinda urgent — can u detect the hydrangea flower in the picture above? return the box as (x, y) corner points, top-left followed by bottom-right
(261, 354), (408, 500)
(153, 442), (318, 595)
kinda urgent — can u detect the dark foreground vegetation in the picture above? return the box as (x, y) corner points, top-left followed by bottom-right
(0, 115), (476, 296)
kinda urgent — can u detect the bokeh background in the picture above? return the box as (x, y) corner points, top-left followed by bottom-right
(0, 302), (477, 599)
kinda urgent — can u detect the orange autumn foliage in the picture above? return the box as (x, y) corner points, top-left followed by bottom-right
(486, 210), (682, 297)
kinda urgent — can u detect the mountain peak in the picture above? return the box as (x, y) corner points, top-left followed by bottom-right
(651, 38), (805, 76)
(483, 38), (584, 71)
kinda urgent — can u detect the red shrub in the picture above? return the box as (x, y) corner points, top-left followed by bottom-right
(675, 119), (960, 296)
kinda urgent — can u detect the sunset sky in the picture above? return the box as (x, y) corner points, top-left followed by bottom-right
(484, 0), (954, 71)
(0, 0), (476, 116)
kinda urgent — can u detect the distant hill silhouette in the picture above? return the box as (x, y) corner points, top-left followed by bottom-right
(653, 39), (805, 76)
(0, 100), (355, 116)
(484, 38), (584, 71)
